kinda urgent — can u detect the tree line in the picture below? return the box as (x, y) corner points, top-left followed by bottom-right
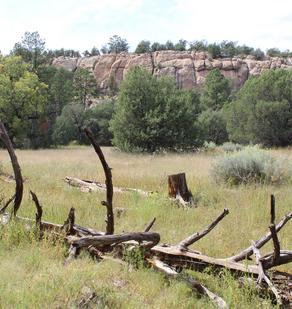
(1, 31), (292, 151)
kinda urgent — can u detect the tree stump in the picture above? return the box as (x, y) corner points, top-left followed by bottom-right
(168, 173), (193, 205)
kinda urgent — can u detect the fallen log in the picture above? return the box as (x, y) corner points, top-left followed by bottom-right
(64, 176), (154, 197)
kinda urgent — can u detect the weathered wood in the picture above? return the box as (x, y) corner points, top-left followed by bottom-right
(84, 128), (114, 235)
(30, 190), (43, 233)
(168, 173), (193, 205)
(270, 194), (275, 224)
(179, 209), (229, 249)
(64, 176), (153, 196)
(0, 194), (15, 214)
(62, 207), (76, 235)
(148, 257), (228, 309)
(144, 217), (156, 232)
(151, 245), (260, 276)
(269, 224), (280, 263)
(227, 211), (292, 262)
(261, 250), (292, 269)
(0, 121), (23, 216)
(252, 242), (282, 305)
(67, 232), (160, 250)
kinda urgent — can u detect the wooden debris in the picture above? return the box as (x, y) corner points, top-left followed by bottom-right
(64, 176), (154, 196)
(168, 173), (193, 205)
(0, 121), (23, 216)
(84, 128), (114, 235)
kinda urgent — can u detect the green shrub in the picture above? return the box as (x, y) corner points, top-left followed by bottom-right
(221, 142), (243, 153)
(211, 146), (292, 185)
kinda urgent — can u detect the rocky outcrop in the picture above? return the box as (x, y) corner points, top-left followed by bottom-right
(52, 51), (292, 91)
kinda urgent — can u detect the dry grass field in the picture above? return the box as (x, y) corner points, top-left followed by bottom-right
(0, 147), (291, 308)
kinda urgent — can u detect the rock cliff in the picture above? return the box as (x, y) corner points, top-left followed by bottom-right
(52, 51), (292, 91)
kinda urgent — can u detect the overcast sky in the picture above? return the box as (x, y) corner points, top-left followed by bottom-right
(1, 0), (292, 54)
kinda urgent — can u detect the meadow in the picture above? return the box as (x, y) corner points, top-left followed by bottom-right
(0, 147), (291, 308)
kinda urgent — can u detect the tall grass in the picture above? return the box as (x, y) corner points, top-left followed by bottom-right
(0, 147), (291, 308)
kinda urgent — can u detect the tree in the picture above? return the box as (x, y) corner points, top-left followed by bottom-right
(135, 40), (151, 54)
(110, 67), (201, 152)
(198, 109), (228, 145)
(73, 68), (99, 107)
(207, 43), (221, 58)
(53, 100), (114, 145)
(200, 69), (231, 110)
(165, 40), (175, 50)
(174, 39), (187, 51)
(189, 40), (208, 52)
(0, 56), (48, 147)
(226, 69), (292, 146)
(12, 31), (46, 71)
(106, 35), (129, 54)
(90, 47), (100, 56)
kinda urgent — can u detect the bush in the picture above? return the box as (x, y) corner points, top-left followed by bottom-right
(221, 142), (243, 153)
(110, 67), (201, 152)
(211, 146), (291, 185)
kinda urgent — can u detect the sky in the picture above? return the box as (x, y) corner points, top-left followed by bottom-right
(1, 0), (292, 55)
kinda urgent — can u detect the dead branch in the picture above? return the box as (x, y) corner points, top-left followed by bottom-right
(148, 257), (228, 309)
(0, 194), (15, 214)
(84, 128), (114, 235)
(227, 211), (292, 262)
(67, 232), (160, 250)
(251, 242), (282, 305)
(62, 207), (76, 235)
(260, 250), (292, 270)
(144, 217), (156, 232)
(30, 190), (42, 231)
(270, 194), (275, 224)
(64, 176), (153, 196)
(269, 224), (280, 262)
(179, 209), (229, 250)
(0, 121), (23, 216)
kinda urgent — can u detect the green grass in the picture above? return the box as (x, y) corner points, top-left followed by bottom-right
(0, 147), (291, 308)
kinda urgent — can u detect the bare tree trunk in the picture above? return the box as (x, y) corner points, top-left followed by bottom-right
(84, 128), (114, 235)
(0, 121), (23, 216)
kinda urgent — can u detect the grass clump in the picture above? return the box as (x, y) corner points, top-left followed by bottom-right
(220, 142), (243, 153)
(211, 146), (292, 185)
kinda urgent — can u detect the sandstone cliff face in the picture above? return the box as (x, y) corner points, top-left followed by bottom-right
(52, 51), (292, 91)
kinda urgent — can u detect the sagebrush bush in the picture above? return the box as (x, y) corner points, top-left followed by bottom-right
(221, 142), (243, 153)
(211, 146), (292, 185)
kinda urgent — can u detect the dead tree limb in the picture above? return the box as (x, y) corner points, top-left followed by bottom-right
(84, 128), (114, 235)
(261, 250), (292, 269)
(227, 211), (292, 262)
(269, 224), (280, 262)
(179, 208), (229, 250)
(30, 190), (43, 232)
(270, 194), (275, 224)
(64, 176), (153, 196)
(67, 232), (160, 250)
(251, 242), (282, 305)
(0, 194), (15, 214)
(62, 207), (75, 235)
(0, 121), (23, 216)
(144, 217), (156, 232)
(148, 257), (228, 309)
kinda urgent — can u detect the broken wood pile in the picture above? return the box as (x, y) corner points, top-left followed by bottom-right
(0, 121), (291, 308)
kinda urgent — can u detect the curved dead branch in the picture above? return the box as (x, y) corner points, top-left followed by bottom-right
(84, 128), (114, 235)
(0, 121), (23, 216)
